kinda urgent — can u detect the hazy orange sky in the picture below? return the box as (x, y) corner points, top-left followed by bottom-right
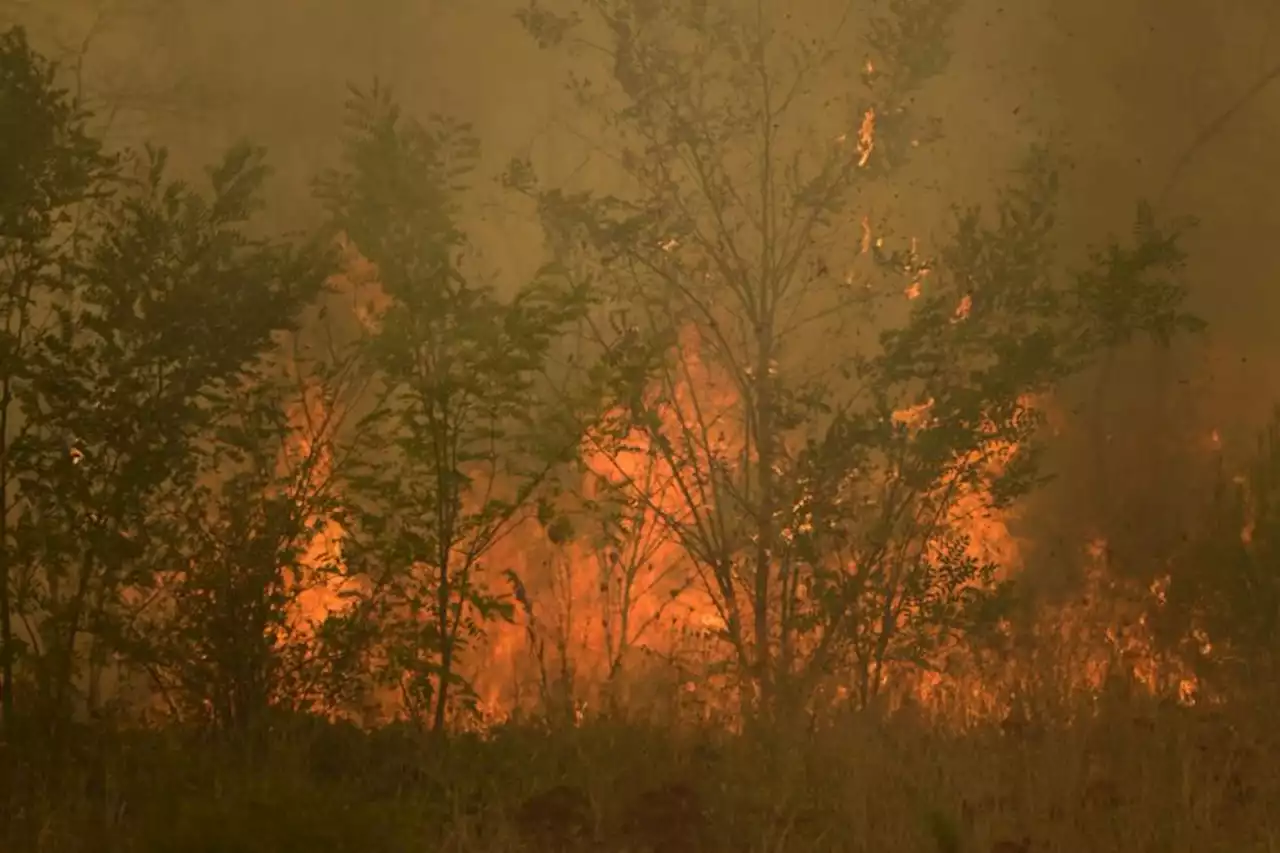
(8, 0), (1279, 578)
(10, 1), (1275, 314)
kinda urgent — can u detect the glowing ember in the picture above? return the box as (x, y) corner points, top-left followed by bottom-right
(857, 107), (876, 168)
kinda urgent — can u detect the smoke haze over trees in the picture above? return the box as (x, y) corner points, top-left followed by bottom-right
(0, 2), (1277, 851)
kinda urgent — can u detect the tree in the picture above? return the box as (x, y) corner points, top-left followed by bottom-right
(7, 135), (332, 740)
(511, 0), (1201, 717)
(318, 83), (589, 732)
(0, 25), (114, 734)
(111, 333), (374, 731)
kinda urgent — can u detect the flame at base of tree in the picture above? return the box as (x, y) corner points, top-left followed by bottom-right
(280, 378), (355, 644)
(271, 241), (1220, 729)
(304, 319), (1210, 729)
(131, 309), (1215, 732)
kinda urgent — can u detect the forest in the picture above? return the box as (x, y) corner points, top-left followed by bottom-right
(0, 0), (1277, 851)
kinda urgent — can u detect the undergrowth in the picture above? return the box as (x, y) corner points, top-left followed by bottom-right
(1, 688), (1276, 853)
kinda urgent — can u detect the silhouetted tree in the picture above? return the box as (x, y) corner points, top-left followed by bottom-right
(4, 72), (333, 736)
(318, 83), (590, 732)
(512, 0), (1201, 717)
(0, 25), (114, 734)
(113, 339), (373, 730)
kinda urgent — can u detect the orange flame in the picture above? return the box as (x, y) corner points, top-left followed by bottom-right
(300, 243), (1203, 727)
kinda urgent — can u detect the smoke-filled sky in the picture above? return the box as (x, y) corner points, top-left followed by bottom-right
(8, 0), (1280, 578)
(11, 1), (1276, 294)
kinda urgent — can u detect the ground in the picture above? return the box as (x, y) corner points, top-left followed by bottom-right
(2, 690), (1273, 853)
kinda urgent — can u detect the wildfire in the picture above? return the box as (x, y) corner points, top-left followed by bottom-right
(469, 324), (734, 719)
(857, 107), (876, 168)
(278, 376), (352, 641)
(277, 235), (386, 643)
(287, 245), (1202, 729)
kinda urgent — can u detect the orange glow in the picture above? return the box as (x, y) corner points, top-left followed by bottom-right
(468, 324), (735, 720)
(296, 244), (1204, 728)
(334, 232), (392, 333)
(857, 107), (876, 168)
(278, 375), (354, 642)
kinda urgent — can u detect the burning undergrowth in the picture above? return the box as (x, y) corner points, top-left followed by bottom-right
(268, 281), (1208, 732)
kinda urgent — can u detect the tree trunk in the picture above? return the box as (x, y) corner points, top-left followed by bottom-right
(0, 384), (12, 734)
(432, 533), (453, 734)
(0, 474), (11, 734)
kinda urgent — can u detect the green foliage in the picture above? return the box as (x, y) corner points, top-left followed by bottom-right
(0, 25), (117, 731)
(1, 20), (1279, 853)
(506, 0), (987, 714)
(0, 24), (337, 740)
(511, 0), (1202, 713)
(0, 27), (112, 245)
(115, 371), (362, 730)
(773, 150), (1201, 702)
(11, 143), (331, 725)
(318, 82), (590, 730)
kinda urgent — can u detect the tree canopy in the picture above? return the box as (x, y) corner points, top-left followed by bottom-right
(0, 1), (1244, 743)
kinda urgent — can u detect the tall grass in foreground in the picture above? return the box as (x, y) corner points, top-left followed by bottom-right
(1, 685), (1275, 853)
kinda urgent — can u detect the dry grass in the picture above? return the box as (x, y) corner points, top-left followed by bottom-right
(0, 690), (1276, 853)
